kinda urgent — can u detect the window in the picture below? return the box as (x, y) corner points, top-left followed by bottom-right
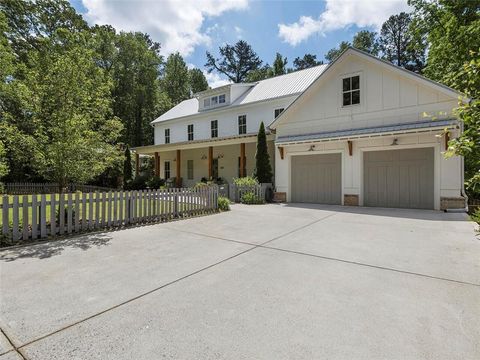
(218, 94), (226, 103)
(211, 120), (218, 138)
(342, 75), (360, 106)
(164, 161), (171, 179)
(211, 96), (218, 105)
(274, 108), (284, 118)
(187, 124), (194, 141)
(203, 98), (210, 107)
(164, 128), (170, 144)
(187, 160), (194, 180)
(238, 115), (247, 135)
(238, 157), (246, 178)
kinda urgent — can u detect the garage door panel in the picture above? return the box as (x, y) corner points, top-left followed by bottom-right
(291, 154), (341, 204)
(364, 148), (434, 209)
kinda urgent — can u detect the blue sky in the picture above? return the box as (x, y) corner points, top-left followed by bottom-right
(70, 0), (410, 87)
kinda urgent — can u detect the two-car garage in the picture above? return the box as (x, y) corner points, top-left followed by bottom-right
(290, 148), (435, 209)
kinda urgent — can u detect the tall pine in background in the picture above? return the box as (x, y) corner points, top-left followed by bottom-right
(253, 122), (273, 183)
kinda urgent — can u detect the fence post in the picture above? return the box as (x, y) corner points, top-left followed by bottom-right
(2, 195), (9, 240)
(174, 189), (179, 218)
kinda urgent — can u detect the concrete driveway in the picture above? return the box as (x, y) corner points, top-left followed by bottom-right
(1, 204), (479, 359)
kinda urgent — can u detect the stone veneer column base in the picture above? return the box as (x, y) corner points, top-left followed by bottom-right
(344, 194), (359, 206)
(440, 197), (466, 210)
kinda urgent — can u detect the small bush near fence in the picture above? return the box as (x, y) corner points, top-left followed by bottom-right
(233, 176), (258, 187)
(218, 196), (231, 211)
(240, 191), (264, 205)
(0, 187), (218, 247)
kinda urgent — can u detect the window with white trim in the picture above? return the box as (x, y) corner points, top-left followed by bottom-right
(165, 128), (170, 144)
(218, 94), (226, 103)
(187, 124), (194, 141)
(211, 120), (218, 138)
(238, 115), (247, 135)
(187, 160), (194, 180)
(342, 75), (360, 106)
(274, 108), (284, 118)
(164, 161), (170, 179)
(203, 98), (210, 107)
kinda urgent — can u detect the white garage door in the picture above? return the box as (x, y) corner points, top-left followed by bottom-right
(291, 153), (342, 204)
(364, 148), (434, 209)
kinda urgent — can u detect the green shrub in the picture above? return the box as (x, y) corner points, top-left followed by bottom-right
(147, 177), (165, 189)
(218, 196), (231, 211)
(471, 208), (480, 230)
(240, 191), (264, 205)
(233, 176), (258, 186)
(126, 175), (150, 190)
(194, 181), (214, 188)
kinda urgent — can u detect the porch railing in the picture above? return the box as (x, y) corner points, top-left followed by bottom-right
(1, 187), (218, 245)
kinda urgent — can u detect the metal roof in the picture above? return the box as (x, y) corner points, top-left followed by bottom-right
(151, 64), (328, 125)
(276, 119), (458, 145)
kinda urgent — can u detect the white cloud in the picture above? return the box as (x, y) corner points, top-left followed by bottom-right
(278, 0), (411, 46)
(234, 25), (243, 39)
(81, 0), (249, 56)
(204, 71), (231, 88)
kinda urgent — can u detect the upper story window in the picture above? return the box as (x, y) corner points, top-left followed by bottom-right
(218, 94), (226, 103)
(187, 124), (194, 141)
(203, 98), (210, 107)
(211, 120), (218, 138)
(165, 128), (170, 144)
(203, 94), (226, 108)
(274, 108), (284, 118)
(238, 115), (247, 135)
(342, 75), (360, 106)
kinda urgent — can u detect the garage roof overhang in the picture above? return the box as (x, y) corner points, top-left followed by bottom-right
(275, 119), (459, 146)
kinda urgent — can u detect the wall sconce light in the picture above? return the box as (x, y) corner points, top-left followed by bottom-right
(201, 154), (207, 160)
(308, 145), (315, 151)
(391, 138), (398, 146)
(217, 153), (224, 159)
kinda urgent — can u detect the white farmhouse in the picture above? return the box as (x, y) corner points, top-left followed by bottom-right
(134, 48), (466, 211)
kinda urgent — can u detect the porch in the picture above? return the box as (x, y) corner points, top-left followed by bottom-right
(133, 134), (275, 188)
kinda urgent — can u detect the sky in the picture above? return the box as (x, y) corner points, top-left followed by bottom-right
(70, 0), (411, 87)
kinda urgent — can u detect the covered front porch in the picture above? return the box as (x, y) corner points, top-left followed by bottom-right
(133, 134), (276, 188)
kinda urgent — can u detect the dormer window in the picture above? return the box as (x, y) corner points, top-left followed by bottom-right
(219, 94), (226, 103)
(211, 96), (218, 105)
(203, 93), (226, 108)
(204, 98), (210, 107)
(342, 75), (360, 106)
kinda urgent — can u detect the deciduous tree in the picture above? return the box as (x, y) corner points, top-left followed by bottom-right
(293, 53), (322, 70)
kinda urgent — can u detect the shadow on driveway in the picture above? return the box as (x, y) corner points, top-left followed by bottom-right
(0, 233), (112, 262)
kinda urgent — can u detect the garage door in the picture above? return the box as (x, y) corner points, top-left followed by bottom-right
(364, 148), (434, 209)
(291, 154), (341, 204)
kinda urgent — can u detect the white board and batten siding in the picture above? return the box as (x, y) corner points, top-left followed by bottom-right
(274, 51), (463, 210)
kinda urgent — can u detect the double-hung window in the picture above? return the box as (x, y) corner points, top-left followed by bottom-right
(342, 75), (360, 106)
(238, 115), (247, 135)
(187, 124), (194, 141)
(274, 108), (284, 118)
(211, 120), (218, 138)
(165, 128), (170, 144)
(164, 161), (171, 179)
(218, 94), (226, 104)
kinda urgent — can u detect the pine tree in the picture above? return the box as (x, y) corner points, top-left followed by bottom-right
(253, 122), (273, 183)
(123, 145), (133, 184)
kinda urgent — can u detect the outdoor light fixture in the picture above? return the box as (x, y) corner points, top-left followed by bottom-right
(308, 145), (315, 151)
(201, 154), (207, 160)
(217, 153), (224, 159)
(391, 138), (398, 146)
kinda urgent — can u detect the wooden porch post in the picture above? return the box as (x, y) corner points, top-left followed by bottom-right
(176, 149), (181, 187)
(135, 152), (139, 177)
(208, 146), (213, 179)
(240, 143), (246, 177)
(154, 152), (160, 177)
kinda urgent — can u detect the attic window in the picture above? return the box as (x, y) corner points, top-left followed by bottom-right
(203, 94), (226, 108)
(274, 108), (284, 118)
(219, 94), (226, 103)
(204, 98), (210, 107)
(342, 75), (360, 106)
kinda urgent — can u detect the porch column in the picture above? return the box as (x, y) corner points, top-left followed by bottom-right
(208, 146), (213, 179)
(154, 152), (160, 177)
(240, 143), (246, 177)
(176, 149), (181, 187)
(135, 152), (139, 177)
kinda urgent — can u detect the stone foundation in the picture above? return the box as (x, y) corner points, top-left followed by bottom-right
(273, 192), (286, 203)
(440, 197), (466, 210)
(344, 194), (359, 206)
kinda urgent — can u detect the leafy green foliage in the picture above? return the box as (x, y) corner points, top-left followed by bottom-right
(240, 191), (264, 205)
(205, 40), (262, 83)
(325, 41), (351, 62)
(253, 122), (273, 183)
(233, 176), (258, 187)
(293, 53), (322, 70)
(217, 196), (231, 211)
(188, 68), (209, 94)
(124, 146), (133, 184)
(353, 30), (380, 56)
(272, 52), (288, 76)
(163, 52), (190, 105)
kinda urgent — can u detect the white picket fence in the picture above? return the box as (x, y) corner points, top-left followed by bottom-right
(4, 182), (115, 194)
(0, 187), (218, 244)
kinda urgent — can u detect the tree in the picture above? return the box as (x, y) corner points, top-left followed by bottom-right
(31, 32), (123, 191)
(379, 12), (426, 73)
(123, 145), (133, 184)
(353, 30), (379, 56)
(293, 53), (322, 70)
(205, 40), (262, 83)
(163, 52), (190, 104)
(188, 68), (209, 94)
(245, 64), (273, 82)
(253, 122), (273, 183)
(272, 52), (287, 76)
(325, 41), (351, 62)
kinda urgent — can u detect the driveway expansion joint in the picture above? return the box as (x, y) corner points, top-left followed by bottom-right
(0, 328), (27, 360)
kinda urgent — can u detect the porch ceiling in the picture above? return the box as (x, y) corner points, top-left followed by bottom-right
(133, 133), (274, 155)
